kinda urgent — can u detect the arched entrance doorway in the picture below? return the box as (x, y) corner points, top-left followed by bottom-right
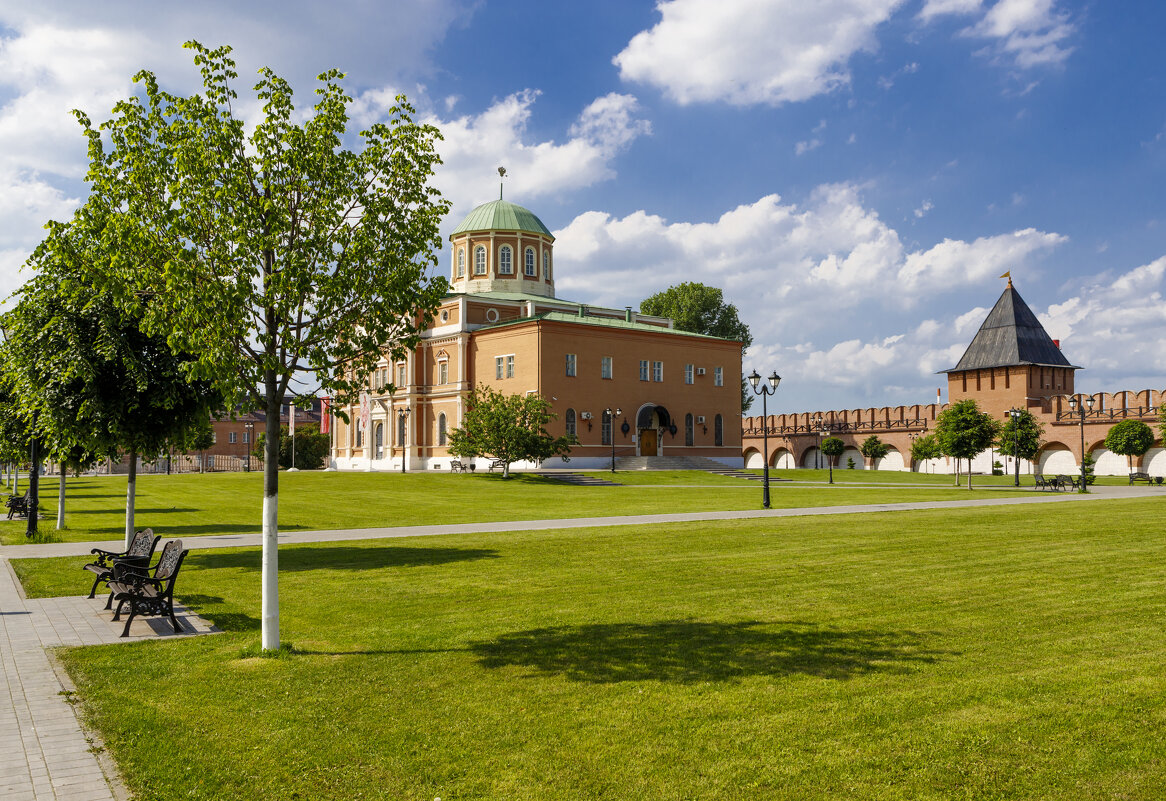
(636, 404), (672, 457)
(374, 422), (384, 460)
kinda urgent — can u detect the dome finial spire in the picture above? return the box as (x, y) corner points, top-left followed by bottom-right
(497, 166), (507, 200)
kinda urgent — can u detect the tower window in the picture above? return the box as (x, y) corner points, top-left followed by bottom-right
(499, 245), (513, 275)
(525, 247), (537, 277)
(544, 250), (551, 279)
(456, 248), (465, 277)
(474, 246), (486, 275)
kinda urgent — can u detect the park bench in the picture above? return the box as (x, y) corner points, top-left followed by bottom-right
(1033, 474), (1059, 491)
(1129, 472), (1153, 485)
(450, 460), (467, 473)
(5, 490), (32, 519)
(83, 528), (161, 601)
(488, 459), (506, 473)
(108, 539), (189, 637)
(1055, 474), (1080, 491)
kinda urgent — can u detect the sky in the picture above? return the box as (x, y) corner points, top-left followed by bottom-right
(1, 0), (1163, 414)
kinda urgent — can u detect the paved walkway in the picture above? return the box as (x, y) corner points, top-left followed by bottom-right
(0, 484), (1158, 799)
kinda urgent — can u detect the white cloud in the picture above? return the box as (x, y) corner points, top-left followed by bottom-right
(921, 0), (1075, 69)
(795, 139), (822, 155)
(918, 0), (983, 22)
(614, 0), (904, 106)
(914, 200), (934, 218)
(429, 91), (651, 217)
(898, 228), (1065, 291)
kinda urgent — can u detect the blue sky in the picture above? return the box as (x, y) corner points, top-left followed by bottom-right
(1, 0), (1163, 413)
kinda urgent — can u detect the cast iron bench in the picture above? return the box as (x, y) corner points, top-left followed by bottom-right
(488, 459), (506, 473)
(1033, 474), (1059, 491)
(1129, 472), (1153, 485)
(83, 528), (160, 601)
(1055, 474), (1079, 491)
(5, 490), (31, 519)
(108, 539), (190, 637)
(450, 460), (467, 473)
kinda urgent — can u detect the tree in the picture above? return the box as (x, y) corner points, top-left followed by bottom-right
(640, 282), (753, 412)
(447, 385), (576, 478)
(995, 409), (1044, 464)
(935, 400), (1001, 490)
(859, 435), (890, 466)
(254, 422), (331, 470)
(820, 436), (844, 484)
(2, 204), (220, 541)
(78, 42), (449, 650)
(1104, 419), (1155, 471)
(1159, 403), (1166, 447)
(910, 434), (943, 472)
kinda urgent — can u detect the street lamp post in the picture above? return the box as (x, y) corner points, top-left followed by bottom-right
(397, 406), (411, 474)
(1067, 395), (1093, 492)
(1008, 408), (1022, 487)
(748, 370), (781, 509)
(243, 421), (254, 472)
(813, 414), (823, 470)
(604, 407), (622, 473)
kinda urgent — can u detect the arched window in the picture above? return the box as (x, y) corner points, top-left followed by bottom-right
(601, 409), (612, 446)
(397, 413), (407, 447)
(456, 248), (465, 277)
(474, 246), (486, 275)
(525, 247), (536, 277)
(499, 245), (513, 275)
(714, 414), (724, 447)
(565, 408), (577, 438)
(374, 422), (384, 459)
(543, 250), (551, 279)
(355, 419), (363, 448)
(438, 413), (447, 446)
(685, 413), (694, 446)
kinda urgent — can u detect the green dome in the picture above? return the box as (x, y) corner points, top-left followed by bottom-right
(450, 199), (554, 239)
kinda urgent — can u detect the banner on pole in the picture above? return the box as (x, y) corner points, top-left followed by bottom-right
(360, 392), (370, 436)
(320, 397), (331, 435)
(289, 403), (296, 436)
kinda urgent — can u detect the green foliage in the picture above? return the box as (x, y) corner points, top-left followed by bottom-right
(847, 457), (856, 469)
(820, 437), (845, 464)
(936, 400), (1001, 489)
(910, 434), (943, 466)
(1104, 420), (1155, 467)
(1159, 403), (1166, 446)
(1080, 451), (1096, 485)
(859, 435), (890, 461)
(996, 409), (1044, 461)
(447, 385), (576, 477)
(254, 423), (331, 470)
(640, 282), (752, 412)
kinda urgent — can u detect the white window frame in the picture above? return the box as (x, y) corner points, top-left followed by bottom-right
(653, 361), (663, 382)
(229, 432), (237, 444)
(499, 245), (513, 275)
(398, 363), (406, 388)
(565, 353), (577, 377)
(525, 247), (536, 277)
(543, 250), (550, 279)
(438, 360), (448, 385)
(474, 245), (487, 275)
(495, 356), (504, 380)
(506, 355), (515, 379)
(456, 248), (465, 277)
(639, 359), (649, 381)
(714, 367), (723, 387)
(601, 356), (613, 380)
(438, 413), (447, 446)
(685, 364), (694, 385)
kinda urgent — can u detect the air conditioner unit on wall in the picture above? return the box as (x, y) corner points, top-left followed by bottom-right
(696, 367), (706, 375)
(696, 416), (706, 424)
(580, 411), (592, 420)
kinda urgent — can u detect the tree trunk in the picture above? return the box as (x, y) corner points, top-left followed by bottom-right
(56, 467), (66, 529)
(13, 462), (18, 494)
(967, 458), (973, 490)
(125, 449), (137, 549)
(262, 369), (281, 651)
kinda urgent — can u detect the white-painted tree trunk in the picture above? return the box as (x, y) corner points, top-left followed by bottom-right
(125, 450), (137, 550)
(56, 469), (65, 529)
(261, 492), (279, 651)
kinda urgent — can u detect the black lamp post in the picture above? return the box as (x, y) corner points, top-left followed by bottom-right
(1008, 407), (1022, 487)
(748, 370), (781, 509)
(244, 421), (254, 472)
(398, 406), (411, 474)
(813, 413), (823, 471)
(1067, 395), (1093, 492)
(604, 407), (622, 473)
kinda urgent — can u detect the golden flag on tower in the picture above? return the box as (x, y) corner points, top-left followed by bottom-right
(999, 271), (1011, 279)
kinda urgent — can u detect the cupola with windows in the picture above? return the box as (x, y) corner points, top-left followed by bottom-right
(449, 198), (556, 298)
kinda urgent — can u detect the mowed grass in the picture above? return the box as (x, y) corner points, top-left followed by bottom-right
(12, 498), (1166, 800)
(0, 469), (1027, 545)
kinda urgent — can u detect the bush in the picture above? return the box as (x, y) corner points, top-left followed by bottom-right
(847, 457), (856, 469)
(254, 423), (330, 470)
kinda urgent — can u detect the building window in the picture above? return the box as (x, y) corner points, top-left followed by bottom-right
(499, 245), (513, 275)
(356, 421), (363, 448)
(601, 356), (613, 380)
(565, 353), (576, 377)
(714, 414), (723, 446)
(211, 432), (217, 444)
(544, 250), (551, 279)
(438, 413), (447, 446)
(229, 432), (237, 444)
(565, 408), (577, 438)
(506, 355), (515, 378)
(525, 247), (536, 277)
(397, 413), (405, 447)
(601, 409), (612, 445)
(398, 364), (406, 387)
(653, 361), (663, 382)
(640, 359), (649, 381)
(242, 432), (250, 444)
(685, 413), (694, 446)
(685, 364), (694, 384)
(714, 367), (723, 387)
(438, 361), (448, 385)
(474, 245), (486, 275)
(496, 357), (504, 380)
(456, 248), (465, 277)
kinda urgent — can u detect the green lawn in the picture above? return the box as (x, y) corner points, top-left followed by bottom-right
(0, 469), (1030, 545)
(11, 497), (1166, 799)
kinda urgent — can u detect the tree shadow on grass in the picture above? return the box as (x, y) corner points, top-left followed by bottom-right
(175, 594), (261, 632)
(471, 620), (950, 684)
(79, 508), (201, 514)
(186, 543), (500, 573)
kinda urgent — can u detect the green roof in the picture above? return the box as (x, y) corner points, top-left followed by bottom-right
(481, 311), (736, 341)
(450, 200), (554, 238)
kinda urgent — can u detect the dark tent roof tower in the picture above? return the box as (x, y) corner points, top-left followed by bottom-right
(945, 281), (1080, 373)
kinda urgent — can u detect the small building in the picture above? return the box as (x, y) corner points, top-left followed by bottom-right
(329, 197), (745, 471)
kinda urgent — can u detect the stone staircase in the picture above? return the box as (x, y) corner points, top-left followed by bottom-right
(546, 472), (622, 487)
(612, 454), (771, 480)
